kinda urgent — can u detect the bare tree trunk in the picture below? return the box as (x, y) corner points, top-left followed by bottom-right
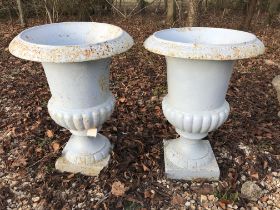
(44, 0), (53, 23)
(164, 0), (168, 11)
(106, 0), (113, 13)
(32, 0), (39, 19)
(7, 6), (13, 22)
(139, 0), (145, 14)
(242, 0), (257, 30)
(79, 1), (90, 21)
(267, 0), (280, 25)
(217, 0), (224, 9)
(166, 0), (175, 24)
(16, 0), (26, 26)
(186, 0), (201, 26)
(204, 0), (208, 12)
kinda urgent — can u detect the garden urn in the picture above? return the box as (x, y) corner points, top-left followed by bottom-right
(144, 27), (264, 180)
(9, 22), (133, 176)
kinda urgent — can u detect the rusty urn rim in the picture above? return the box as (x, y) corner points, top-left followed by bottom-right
(9, 22), (134, 63)
(144, 27), (265, 60)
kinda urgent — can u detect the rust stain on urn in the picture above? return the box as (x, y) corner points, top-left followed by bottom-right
(9, 22), (134, 63)
(144, 27), (265, 61)
(99, 74), (109, 93)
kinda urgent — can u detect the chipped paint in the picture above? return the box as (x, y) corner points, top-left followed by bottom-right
(144, 27), (265, 60)
(99, 74), (109, 93)
(9, 22), (134, 63)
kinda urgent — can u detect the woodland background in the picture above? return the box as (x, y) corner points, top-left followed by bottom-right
(0, 0), (280, 28)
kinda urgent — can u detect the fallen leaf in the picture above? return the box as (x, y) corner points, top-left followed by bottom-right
(144, 189), (155, 198)
(251, 172), (259, 180)
(263, 160), (268, 169)
(154, 106), (161, 110)
(119, 97), (126, 103)
(171, 194), (184, 206)
(0, 146), (4, 155)
(46, 129), (54, 138)
(111, 181), (126, 197)
(261, 195), (269, 202)
(142, 163), (150, 172)
(218, 201), (226, 209)
(51, 141), (60, 152)
(265, 59), (280, 68)
(35, 147), (43, 155)
(191, 184), (214, 195)
(67, 173), (75, 179)
(11, 157), (27, 167)
(36, 106), (42, 111)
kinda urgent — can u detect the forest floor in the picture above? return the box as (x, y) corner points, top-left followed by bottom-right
(0, 12), (279, 210)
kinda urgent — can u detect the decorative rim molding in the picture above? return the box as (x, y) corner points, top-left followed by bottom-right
(162, 96), (230, 134)
(9, 22), (134, 63)
(144, 27), (265, 60)
(48, 94), (115, 131)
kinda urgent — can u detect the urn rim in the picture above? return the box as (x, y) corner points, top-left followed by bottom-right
(9, 22), (134, 63)
(144, 27), (265, 60)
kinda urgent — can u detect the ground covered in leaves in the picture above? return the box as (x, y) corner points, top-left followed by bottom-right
(0, 12), (280, 210)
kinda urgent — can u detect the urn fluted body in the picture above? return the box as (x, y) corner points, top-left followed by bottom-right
(144, 27), (264, 180)
(9, 22), (133, 176)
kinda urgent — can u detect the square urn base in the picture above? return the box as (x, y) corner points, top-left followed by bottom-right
(55, 155), (110, 176)
(164, 140), (220, 180)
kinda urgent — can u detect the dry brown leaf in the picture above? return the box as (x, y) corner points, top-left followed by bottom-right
(251, 172), (259, 180)
(36, 170), (45, 179)
(144, 189), (155, 199)
(154, 106), (161, 110)
(31, 121), (41, 131)
(119, 97), (126, 103)
(11, 157), (27, 167)
(46, 129), (54, 138)
(142, 163), (150, 172)
(35, 147), (43, 155)
(171, 194), (184, 206)
(218, 201), (226, 209)
(261, 195), (269, 202)
(0, 146), (4, 155)
(191, 184), (214, 195)
(263, 160), (268, 169)
(111, 181), (126, 197)
(36, 106), (42, 111)
(67, 173), (75, 179)
(265, 59), (280, 68)
(51, 141), (60, 152)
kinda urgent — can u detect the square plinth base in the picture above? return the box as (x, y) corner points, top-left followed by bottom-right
(55, 155), (110, 176)
(164, 140), (220, 180)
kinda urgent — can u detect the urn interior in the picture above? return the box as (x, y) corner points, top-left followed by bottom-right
(154, 27), (258, 45)
(9, 22), (134, 63)
(144, 27), (265, 60)
(18, 22), (123, 46)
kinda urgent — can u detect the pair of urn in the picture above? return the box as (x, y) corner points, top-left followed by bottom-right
(9, 22), (264, 180)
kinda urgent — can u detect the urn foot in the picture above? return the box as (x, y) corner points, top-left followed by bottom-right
(164, 139), (220, 180)
(55, 133), (112, 176)
(55, 155), (110, 176)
